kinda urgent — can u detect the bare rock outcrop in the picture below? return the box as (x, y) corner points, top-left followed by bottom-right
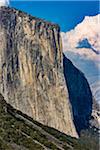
(0, 7), (78, 137)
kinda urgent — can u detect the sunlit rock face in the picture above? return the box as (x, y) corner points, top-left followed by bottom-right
(61, 14), (100, 104)
(0, 7), (78, 137)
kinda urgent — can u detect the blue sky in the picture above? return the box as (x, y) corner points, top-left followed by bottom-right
(10, 1), (99, 32)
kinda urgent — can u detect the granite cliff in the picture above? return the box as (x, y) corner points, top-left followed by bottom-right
(63, 55), (93, 133)
(0, 7), (77, 137)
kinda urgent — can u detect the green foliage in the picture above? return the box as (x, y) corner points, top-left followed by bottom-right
(0, 95), (59, 149)
(0, 94), (99, 150)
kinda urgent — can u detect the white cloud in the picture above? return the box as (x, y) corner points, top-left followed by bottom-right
(61, 14), (100, 103)
(61, 14), (100, 53)
(0, 0), (9, 7)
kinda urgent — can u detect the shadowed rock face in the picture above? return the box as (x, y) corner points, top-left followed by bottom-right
(63, 54), (93, 133)
(0, 7), (78, 137)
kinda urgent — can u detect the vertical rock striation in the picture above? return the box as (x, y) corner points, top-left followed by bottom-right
(0, 7), (78, 137)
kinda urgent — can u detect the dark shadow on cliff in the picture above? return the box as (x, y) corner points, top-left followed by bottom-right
(63, 54), (93, 134)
